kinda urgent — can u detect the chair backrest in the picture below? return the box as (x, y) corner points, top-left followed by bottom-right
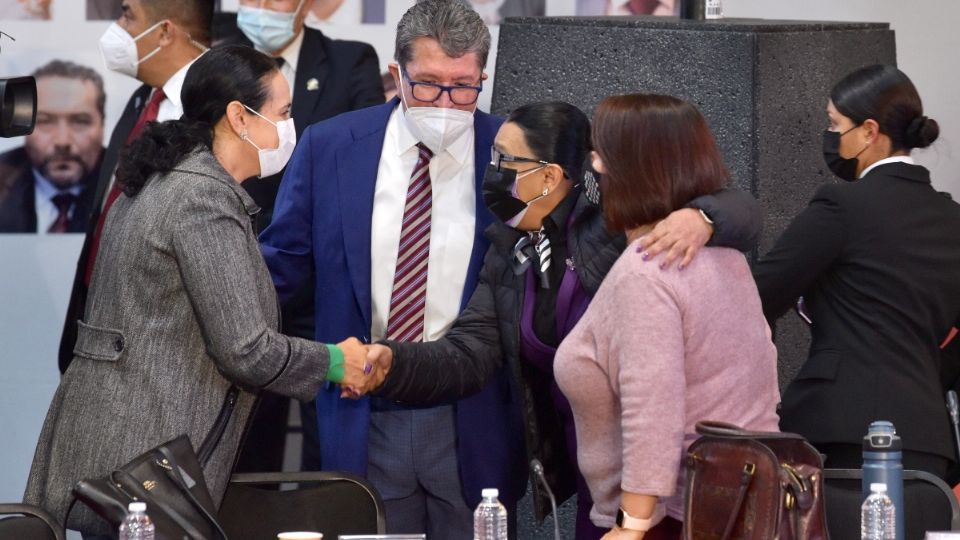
(0, 503), (65, 540)
(823, 468), (960, 538)
(219, 471), (385, 539)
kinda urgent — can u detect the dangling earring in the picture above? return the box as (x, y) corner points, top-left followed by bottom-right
(240, 130), (248, 141)
(542, 187), (549, 196)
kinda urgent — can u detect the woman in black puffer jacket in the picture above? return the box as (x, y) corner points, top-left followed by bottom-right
(365, 101), (760, 540)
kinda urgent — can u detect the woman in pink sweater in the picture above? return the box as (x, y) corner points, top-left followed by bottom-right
(555, 94), (781, 540)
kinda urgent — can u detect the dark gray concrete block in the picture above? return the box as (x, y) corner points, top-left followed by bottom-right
(492, 16), (896, 539)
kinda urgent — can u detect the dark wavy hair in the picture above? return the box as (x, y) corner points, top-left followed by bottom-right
(593, 94), (727, 232)
(116, 45), (277, 196)
(506, 101), (592, 183)
(831, 64), (938, 152)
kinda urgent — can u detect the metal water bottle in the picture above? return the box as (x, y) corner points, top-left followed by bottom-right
(863, 421), (904, 540)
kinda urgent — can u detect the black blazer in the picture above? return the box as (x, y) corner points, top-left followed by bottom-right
(754, 162), (960, 460)
(238, 25), (385, 230)
(58, 84), (152, 373)
(0, 147), (100, 233)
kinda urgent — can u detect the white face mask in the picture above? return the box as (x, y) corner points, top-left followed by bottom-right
(242, 105), (297, 178)
(399, 73), (475, 154)
(99, 21), (165, 78)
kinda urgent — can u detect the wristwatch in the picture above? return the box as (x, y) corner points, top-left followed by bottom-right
(616, 504), (664, 532)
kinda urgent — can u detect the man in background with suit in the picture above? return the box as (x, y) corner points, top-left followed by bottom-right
(0, 60), (105, 234)
(230, 0), (384, 473)
(58, 0), (212, 374)
(260, 1), (523, 535)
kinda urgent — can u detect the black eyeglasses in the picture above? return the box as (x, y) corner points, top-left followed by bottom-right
(404, 72), (483, 105)
(491, 146), (549, 172)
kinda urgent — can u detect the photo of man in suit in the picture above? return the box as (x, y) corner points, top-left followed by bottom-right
(0, 60), (105, 234)
(0, 0), (52, 20)
(229, 0), (384, 473)
(463, 0), (544, 26)
(260, 1), (526, 535)
(306, 0), (385, 24)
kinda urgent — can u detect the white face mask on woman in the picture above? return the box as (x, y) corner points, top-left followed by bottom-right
(242, 105), (297, 178)
(399, 73), (475, 155)
(98, 20), (166, 78)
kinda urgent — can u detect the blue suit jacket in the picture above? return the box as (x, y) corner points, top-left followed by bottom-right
(260, 99), (528, 508)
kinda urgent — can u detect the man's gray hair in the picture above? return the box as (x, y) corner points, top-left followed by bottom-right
(395, 0), (491, 72)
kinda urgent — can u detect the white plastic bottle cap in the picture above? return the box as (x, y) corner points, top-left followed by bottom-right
(481, 488), (499, 499)
(128, 501), (147, 512)
(870, 483), (888, 493)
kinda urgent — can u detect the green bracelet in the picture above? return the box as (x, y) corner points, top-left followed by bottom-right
(325, 344), (345, 383)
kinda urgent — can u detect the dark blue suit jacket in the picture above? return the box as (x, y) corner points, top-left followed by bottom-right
(260, 99), (528, 507)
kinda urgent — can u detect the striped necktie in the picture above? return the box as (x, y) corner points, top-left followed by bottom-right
(534, 230), (552, 288)
(385, 143), (434, 342)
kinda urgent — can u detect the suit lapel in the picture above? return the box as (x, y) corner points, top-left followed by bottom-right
(91, 84), (150, 215)
(336, 102), (394, 331)
(459, 112), (501, 310)
(292, 29), (329, 136)
(0, 168), (36, 232)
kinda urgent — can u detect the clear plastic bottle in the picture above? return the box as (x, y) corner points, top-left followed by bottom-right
(861, 483), (895, 540)
(119, 501), (155, 540)
(474, 488), (508, 540)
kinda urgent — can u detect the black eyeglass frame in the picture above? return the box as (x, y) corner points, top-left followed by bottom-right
(490, 146), (550, 172)
(402, 71), (484, 106)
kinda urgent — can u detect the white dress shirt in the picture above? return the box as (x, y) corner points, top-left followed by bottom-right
(34, 170), (84, 234)
(859, 155), (916, 178)
(370, 105), (477, 343)
(157, 56), (200, 122)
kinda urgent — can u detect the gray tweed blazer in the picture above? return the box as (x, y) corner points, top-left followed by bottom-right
(23, 148), (331, 534)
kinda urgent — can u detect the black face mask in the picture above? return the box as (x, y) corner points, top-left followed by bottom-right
(822, 126), (864, 182)
(481, 163), (546, 227)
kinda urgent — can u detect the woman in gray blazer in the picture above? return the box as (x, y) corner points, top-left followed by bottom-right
(23, 46), (372, 536)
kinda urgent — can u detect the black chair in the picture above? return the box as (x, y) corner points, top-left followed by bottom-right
(824, 468), (960, 539)
(0, 503), (65, 540)
(219, 471), (385, 539)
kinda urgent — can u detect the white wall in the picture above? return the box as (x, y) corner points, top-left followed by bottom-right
(724, 0), (960, 195)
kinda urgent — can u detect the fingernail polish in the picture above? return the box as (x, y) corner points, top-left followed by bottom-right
(641, 252), (650, 261)
(678, 264), (685, 271)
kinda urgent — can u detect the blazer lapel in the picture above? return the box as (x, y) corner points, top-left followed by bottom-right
(292, 29), (329, 136)
(92, 84), (150, 214)
(459, 112), (500, 310)
(336, 102), (395, 331)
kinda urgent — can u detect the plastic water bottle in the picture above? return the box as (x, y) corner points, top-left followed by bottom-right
(863, 421), (904, 540)
(119, 501), (155, 540)
(474, 488), (508, 540)
(861, 483), (895, 540)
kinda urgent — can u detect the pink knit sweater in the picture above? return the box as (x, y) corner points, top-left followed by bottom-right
(555, 243), (781, 526)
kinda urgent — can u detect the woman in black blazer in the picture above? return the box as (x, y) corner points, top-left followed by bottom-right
(754, 65), (960, 478)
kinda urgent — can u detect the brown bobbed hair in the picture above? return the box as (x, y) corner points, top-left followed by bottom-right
(593, 94), (729, 232)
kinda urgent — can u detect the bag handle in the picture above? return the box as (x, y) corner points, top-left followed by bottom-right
(156, 445), (229, 540)
(112, 469), (208, 540)
(720, 463), (756, 540)
(696, 421), (807, 441)
(197, 386), (239, 465)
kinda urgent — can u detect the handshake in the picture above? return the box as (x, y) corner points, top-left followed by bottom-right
(335, 337), (393, 399)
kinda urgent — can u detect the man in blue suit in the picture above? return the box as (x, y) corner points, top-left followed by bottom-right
(260, 1), (526, 536)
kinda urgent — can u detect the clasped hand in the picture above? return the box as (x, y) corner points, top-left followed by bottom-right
(335, 338), (393, 399)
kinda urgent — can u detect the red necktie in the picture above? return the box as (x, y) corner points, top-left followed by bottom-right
(385, 143), (434, 342)
(48, 193), (78, 233)
(84, 88), (166, 286)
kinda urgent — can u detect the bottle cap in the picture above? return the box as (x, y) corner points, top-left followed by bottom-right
(481, 488), (499, 499)
(129, 501), (147, 512)
(870, 483), (888, 493)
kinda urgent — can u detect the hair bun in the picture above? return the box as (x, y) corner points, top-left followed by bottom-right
(905, 115), (939, 149)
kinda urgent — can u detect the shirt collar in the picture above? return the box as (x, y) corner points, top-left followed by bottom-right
(859, 155), (916, 179)
(33, 168), (84, 199)
(278, 29), (304, 73)
(161, 53), (203, 113)
(394, 103), (474, 165)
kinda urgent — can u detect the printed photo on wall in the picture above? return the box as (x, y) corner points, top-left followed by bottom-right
(576, 0), (679, 16)
(87, 0), (223, 20)
(460, 0), (545, 26)
(0, 59), (107, 234)
(0, 0), (52, 20)
(306, 0), (386, 25)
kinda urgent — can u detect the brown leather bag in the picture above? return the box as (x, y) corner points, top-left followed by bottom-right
(683, 421), (830, 540)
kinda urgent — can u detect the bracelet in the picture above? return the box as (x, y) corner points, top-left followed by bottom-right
(698, 208), (714, 225)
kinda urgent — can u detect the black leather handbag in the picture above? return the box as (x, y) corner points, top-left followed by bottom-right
(71, 387), (238, 540)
